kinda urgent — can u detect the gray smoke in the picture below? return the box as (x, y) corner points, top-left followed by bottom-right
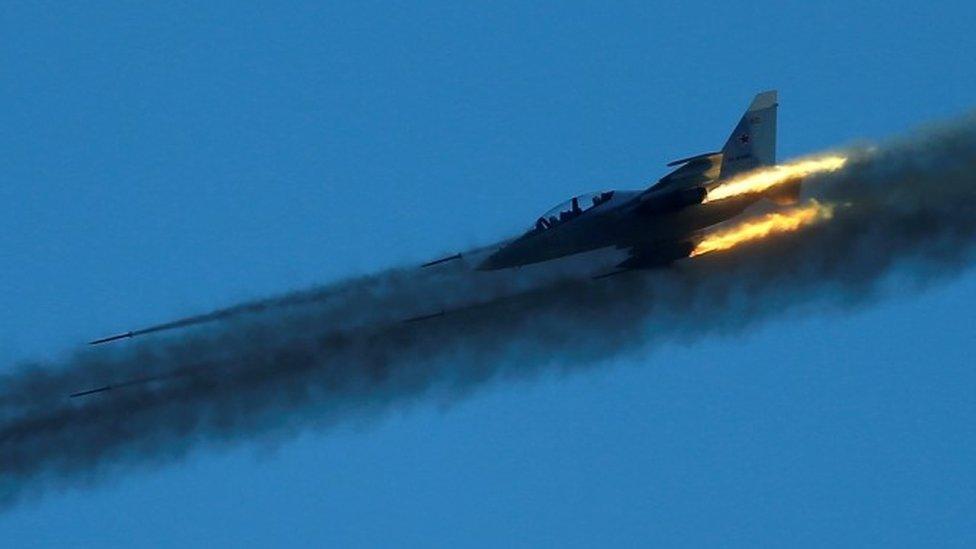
(2, 114), (975, 510)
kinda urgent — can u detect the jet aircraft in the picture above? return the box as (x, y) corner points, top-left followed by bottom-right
(426, 90), (790, 274)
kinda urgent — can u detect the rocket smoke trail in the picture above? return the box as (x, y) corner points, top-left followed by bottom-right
(2, 114), (976, 510)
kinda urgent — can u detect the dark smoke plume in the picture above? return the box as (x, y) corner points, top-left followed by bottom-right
(2, 114), (976, 509)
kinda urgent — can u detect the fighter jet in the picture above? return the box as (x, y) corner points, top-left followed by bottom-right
(428, 90), (788, 273)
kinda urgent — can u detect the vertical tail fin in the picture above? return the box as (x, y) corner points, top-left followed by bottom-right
(719, 90), (777, 180)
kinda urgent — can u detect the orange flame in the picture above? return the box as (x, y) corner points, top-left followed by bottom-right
(704, 156), (847, 203)
(690, 201), (834, 257)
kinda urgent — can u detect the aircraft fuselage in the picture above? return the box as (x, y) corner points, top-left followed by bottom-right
(477, 190), (757, 270)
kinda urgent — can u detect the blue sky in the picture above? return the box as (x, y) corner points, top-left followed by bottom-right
(2, 2), (974, 546)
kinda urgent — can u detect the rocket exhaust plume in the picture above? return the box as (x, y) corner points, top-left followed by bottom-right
(690, 201), (835, 257)
(2, 114), (976, 510)
(704, 155), (848, 202)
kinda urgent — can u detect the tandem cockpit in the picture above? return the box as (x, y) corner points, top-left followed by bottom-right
(528, 190), (615, 234)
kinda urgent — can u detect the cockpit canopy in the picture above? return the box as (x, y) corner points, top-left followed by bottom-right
(528, 190), (615, 233)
